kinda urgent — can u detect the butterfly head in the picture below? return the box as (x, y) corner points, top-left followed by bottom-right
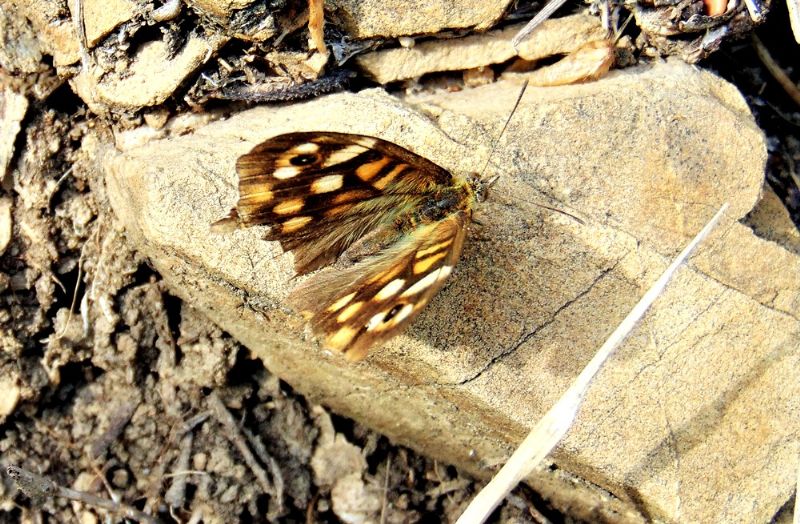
(466, 174), (496, 204)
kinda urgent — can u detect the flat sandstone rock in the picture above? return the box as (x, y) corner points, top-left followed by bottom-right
(327, 0), (511, 39)
(356, 14), (608, 84)
(71, 33), (228, 110)
(104, 61), (800, 522)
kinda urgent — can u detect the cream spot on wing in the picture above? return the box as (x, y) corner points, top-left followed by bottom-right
(401, 270), (440, 297)
(323, 145), (367, 167)
(274, 166), (300, 179)
(373, 164), (406, 190)
(413, 251), (447, 274)
(389, 304), (414, 326)
(365, 311), (387, 332)
(437, 265), (453, 280)
(291, 142), (320, 154)
(375, 279), (405, 301)
(337, 301), (363, 323)
(416, 240), (453, 259)
(311, 174), (344, 194)
(281, 216), (312, 233)
(326, 326), (357, 350)
(371, 304), (414, 332)
(355, 137), (377, 148)
(356, 157), (391, 181)
(327, 292), (357, 313)
(273, 198), (304, 215)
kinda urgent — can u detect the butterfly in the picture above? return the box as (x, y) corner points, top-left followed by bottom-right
(213, 132), (490, 361)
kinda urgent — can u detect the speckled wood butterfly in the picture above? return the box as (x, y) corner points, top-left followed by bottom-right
(214, 132), (486, 360)
(214, 85), (526, 361)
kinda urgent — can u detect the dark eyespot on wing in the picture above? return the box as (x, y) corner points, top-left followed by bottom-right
(290, 153), (319, 166)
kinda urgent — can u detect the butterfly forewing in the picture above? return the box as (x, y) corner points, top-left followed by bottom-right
(288, 213), (468, 361)
(216, 132), (455, 274)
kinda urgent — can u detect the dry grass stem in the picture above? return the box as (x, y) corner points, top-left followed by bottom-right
(752, 35), (800, 107)
(512, 0), (568, 50)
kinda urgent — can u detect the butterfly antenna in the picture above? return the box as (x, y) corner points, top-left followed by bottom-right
(478, 79), (529, 179)
(529, 201), (586, 225)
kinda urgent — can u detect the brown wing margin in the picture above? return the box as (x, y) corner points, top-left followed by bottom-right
(288, 212), (468, 361)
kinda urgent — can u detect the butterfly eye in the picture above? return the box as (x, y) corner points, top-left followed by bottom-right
(290, 154), (318, 166)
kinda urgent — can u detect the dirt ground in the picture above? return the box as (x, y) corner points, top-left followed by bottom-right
(1, 2), (799, 523)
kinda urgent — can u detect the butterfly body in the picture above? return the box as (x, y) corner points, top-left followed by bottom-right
(394, 179), (478, 233)
(215, 131), (484, 360)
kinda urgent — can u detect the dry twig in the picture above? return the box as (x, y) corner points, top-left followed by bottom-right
(308, 0), (327, 55)
(68, 0), (91, 73)
(89, 401), (138, 460)
(752, 35), (800, 108)
(6, 465), (159, 524)
(240, 424), (285, 518)
(208, 391), (277, 498)
(512, 0), (568, 50)
(164, 432), (194, 508)
(380, 455), (391, 524)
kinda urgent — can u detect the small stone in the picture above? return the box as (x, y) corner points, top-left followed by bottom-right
(398, 36), (415, 48)
(219, 484), (238, 504)
(78, 511), (99, 524)
(330, 473), (382, 524)
(143, 109), (170, 130)
(71, 33), (228, 110)
(311, 434), (367, 487)
(82, 0), (139, 46)
(110, 467), (130, 488)
(10, 0), (79, 66)
(192, 452), (208, 470)
(0, 197), (12, 256)
(0, 378), (20, 416)
(0, 88), (29, 179)
(185, 0), (257, 19)
(463, 66), (495, 87)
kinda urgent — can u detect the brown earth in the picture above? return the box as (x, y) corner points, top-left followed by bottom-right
(1, 1), (798, 523)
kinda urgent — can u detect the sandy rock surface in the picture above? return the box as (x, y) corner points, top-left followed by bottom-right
(356, 14), (608, 84)
(327, 0), (512, 39)
(105, 60), (798, 522)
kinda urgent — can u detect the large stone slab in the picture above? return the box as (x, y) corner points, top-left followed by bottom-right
(104, 61), (799, 522)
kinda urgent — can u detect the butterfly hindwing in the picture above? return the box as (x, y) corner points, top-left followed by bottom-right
(288, 213), (468, 361)
(216, 132), (455, 274)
